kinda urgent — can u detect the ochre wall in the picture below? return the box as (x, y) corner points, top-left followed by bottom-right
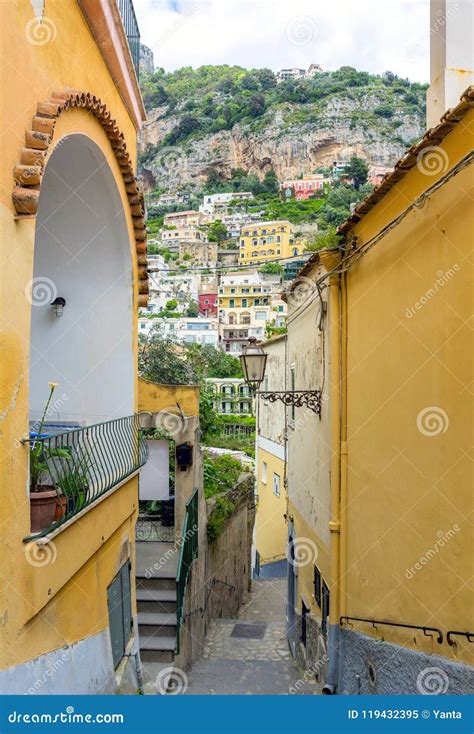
(0, 1), (141, 672)
(256, 447), (286, 564)
(342, 110), (474, 666)
(138, 377), (200, 418)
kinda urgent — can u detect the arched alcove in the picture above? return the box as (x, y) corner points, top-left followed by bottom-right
(29, 134), (134, 425)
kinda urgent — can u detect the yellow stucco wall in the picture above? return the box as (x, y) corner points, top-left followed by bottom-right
(0, 1), (142, 672)
(341, 109), (474, 665)
(255, 448), (286, 564)
(138, 377), (200, 418)
(288, 502), (331, 619)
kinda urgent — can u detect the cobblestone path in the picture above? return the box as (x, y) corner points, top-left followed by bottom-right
(184, 578), (321, 694)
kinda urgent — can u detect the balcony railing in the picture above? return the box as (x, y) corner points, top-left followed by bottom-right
(176, 488), (199, 654)
(25, 415), (148, 540)
(117, 0), (141, 79)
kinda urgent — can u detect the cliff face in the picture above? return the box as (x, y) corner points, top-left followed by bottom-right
(138, 69), (426, 193)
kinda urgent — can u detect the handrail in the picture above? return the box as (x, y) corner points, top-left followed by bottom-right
(447, 630), (474, 646)
(24, 415), (148, 540)
(117, 0), (141, 78)
(175, 488), (199, 654)
(340, 615), (443, 644)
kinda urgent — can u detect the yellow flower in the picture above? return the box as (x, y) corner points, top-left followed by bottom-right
(48, 381), (59, 389)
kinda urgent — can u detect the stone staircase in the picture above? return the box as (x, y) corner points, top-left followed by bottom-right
(136, 541), (178, 693)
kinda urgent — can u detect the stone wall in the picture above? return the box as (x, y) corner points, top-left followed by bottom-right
(338, 629), (473, 695)
(175, 473), (255, 672)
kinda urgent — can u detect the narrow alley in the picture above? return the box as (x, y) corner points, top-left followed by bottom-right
(184, 578), (321, 695)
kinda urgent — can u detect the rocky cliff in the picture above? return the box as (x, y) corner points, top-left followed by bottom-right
(138, 67), (426, 193)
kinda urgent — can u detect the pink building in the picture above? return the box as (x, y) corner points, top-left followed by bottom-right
(281, 175), (329, 201)
(199, 292), (218, 317)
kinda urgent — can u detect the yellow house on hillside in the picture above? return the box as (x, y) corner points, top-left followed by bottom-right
(0, 0), (149, 694)
(282, 86), (474, 694)
(239, 220), (303, 263)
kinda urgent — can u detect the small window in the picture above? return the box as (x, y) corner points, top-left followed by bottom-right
(262, 461), (267, 484)
(302, 599), (310, 647)
(322, 580), (330, 638)
(314, 565), (321, 608)
(273, 472), (280, 497)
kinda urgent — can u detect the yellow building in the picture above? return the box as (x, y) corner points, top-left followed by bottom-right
(254, 335), (288, 577)
(239, 220), (303, 263)
(282, 85), (474, 693)
(0, 0), (150, 693)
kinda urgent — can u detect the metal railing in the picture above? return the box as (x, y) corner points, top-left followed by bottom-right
(25, 415), (148, 540)
(117, 0), (141, 79)
(175, 488), (199, 654)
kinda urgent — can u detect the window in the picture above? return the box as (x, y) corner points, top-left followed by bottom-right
(322, 580), (330, 638)
(277, 236), (281, 243)
(229, 299), (235, 308)
(273, 472), (280, 497)
(242, 299), (248, 307)
(302, 600), (309, 646)
(255, 311), (266, 320)
(290, 366), (296, 421)
(314, 565), (321, 607)
(107, 561), (132, 668)
(262, 461), (267, 484)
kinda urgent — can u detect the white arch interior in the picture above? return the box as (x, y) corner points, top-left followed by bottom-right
(29, 134), (134, 426)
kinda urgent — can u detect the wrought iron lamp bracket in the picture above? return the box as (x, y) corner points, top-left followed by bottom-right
(258, 390), (322, 418)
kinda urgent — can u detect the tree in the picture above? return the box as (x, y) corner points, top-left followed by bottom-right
(186, 300), (199, 317)
(262, 169), (279, 195)
(344, 156), (369, 189)
(208, 220), (228, 243)
(205, 169), (223, 191)
(138, 327), (197, 385)
(305, 226), (342, 252)
(260, 262), (284, 274)
(165, 299), (178, 311)
(249, 93), (266, 117)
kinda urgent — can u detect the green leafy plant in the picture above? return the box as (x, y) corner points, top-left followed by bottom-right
(29, 382), (70, 492)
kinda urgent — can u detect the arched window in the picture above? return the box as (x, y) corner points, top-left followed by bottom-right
(240, 311), (251, 325)
(228, 312), (236, 325)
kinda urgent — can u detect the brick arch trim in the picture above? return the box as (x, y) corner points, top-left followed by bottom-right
(12, 90), (148, 308)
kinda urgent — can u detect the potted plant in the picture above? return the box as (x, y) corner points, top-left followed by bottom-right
(56, 457), (91, 516)
(29, 382), (70, 533)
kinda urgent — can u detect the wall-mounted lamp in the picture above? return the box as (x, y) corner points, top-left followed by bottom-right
(240, 337), (322, 417)
(51, 297), (66, 318)
(176, 442), (193, 471)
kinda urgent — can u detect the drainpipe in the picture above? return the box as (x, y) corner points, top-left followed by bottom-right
(320, 253), (343, 694)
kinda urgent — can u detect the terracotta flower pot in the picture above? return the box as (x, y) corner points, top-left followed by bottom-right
(30, 487), (58, 533)
(53, 495), (67, 522)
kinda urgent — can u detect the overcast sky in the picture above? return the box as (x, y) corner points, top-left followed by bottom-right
(134, 0), (430, 82)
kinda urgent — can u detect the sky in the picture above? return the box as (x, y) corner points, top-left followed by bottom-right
(134, 0), (430, 82)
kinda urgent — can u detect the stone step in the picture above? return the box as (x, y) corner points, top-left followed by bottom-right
(136, 588), (177, 614)
(136, 576), (176, 592)
(138, 612), (177, 636)
(139, 634), (176, 663)
(136, 541), (178, 578)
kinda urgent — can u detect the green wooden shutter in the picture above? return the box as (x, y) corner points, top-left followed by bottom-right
(107, 574), (125, 668)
